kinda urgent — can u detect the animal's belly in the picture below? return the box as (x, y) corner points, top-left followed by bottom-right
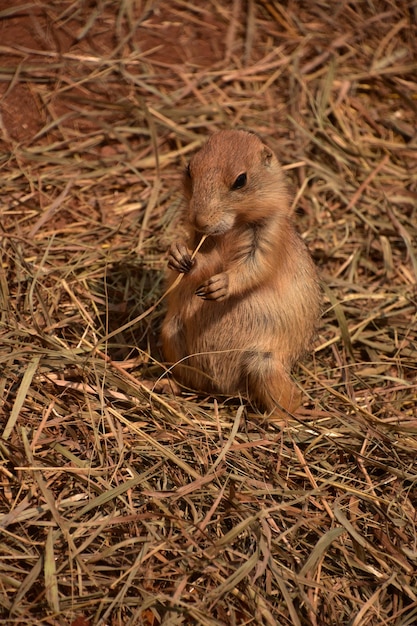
(182, 293), (278, 354)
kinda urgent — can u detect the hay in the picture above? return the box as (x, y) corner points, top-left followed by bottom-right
(0, 1), (416, 624)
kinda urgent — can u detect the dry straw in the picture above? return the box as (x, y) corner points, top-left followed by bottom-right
(0, 1), (416, 625)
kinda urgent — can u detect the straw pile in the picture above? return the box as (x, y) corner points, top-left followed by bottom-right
(1, 1), (416, 624)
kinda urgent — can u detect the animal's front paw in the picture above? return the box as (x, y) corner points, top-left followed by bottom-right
(195, 273), (229, 301)
(167, 241), (195, 274)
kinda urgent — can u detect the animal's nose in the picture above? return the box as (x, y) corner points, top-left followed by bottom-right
(193, 213), (212, 233)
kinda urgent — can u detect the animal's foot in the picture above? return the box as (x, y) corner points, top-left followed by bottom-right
(167, 241), (195, 274)
(195, 272), (229, 301)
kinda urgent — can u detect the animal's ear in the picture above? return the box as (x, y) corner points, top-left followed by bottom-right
(262, 146), (274, 166)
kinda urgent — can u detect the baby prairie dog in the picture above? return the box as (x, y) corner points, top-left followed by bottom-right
(161, 129), (320, 417)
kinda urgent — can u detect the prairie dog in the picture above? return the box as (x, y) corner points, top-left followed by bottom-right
(161, 129), (320, 417)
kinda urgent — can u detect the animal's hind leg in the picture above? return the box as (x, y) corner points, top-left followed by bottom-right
(160, 314), (210, 392)
(160, 314), (189, 389)
(161, 314), (184, 364)
(245, 352), (302, 418)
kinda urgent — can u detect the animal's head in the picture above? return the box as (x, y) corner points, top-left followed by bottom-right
(183, 129), (291, 235)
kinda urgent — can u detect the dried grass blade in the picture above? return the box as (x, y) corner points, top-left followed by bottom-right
(0, 4), (34, 17)
(351, 574), (397, 626)
(73, 474), (146, 519)
(212, 514), (257, 548)
(299, 527), (345, 577)
(333, 502), (368, 548)
(209, 405), (244, 473)
(207, 550), (259, 600)
(44, 527), (60, 613)
(387, 206), (417, 281)
(2, 356), (40, 440)
(29, 180), (73, 236)
(21, 429), (68, 539)
(76, 5), (101, 40)
(322, 284), (354, 358)
(10, 556), (43, 615)
(269, 561), (302, 626)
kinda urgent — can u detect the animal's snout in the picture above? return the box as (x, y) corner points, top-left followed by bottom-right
(193, 211), (215, 233)
(193, 211), (234, 235)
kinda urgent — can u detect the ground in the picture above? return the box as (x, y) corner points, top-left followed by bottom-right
(0, 1), (416, 625)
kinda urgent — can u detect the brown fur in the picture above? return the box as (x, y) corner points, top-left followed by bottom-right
(160, 129), (321, 417)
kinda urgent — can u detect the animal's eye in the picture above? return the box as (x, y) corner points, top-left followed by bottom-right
(231, 173), (247, 190)
(185, 163), (192, 179)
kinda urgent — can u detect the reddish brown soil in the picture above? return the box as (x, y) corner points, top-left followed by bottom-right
(0, 2), (226, 142)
